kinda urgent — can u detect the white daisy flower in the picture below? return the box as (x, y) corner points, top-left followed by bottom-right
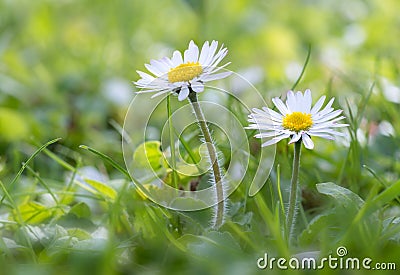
(134, 40), (232, 101)
(247, 89), (348, 149)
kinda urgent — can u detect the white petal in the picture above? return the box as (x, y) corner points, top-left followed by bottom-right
(150, 59), (170, 74)
(203, 40), (218, 66)
(311, 129), (346, 137)
(311, 95), (326, 114)
(191, 82), (204, 93)
(178, 86), (190, 101)
(303, 89), (312, 113)
(145, 63), (162, 76)
(201, 71), (231, 82)
(288, 133), (302, 144)
(314, 98), (335, 118)
(184, 40), (199, 63)
(137, 88), (164, 93)
(208, 47), (228, 68)
(262, 107), (283, 120)
(254, 131), (280, 138)
(246, 124), (271, 130)
(203, 62), (231, 75)
(311, 121), (348, 130)
(247, 122), (278, 129)
(248, 113), (279, 124)
(191, 41), (200, 62)
(199, 41), (210, 64)
(161, 56), (174, 67)
(171, 50), (183, 66)
(286, 90), (296, 112)
(261, 133), (290, 147)
(308, 132), (335, 140)
(301, 134), (314, 149)
(150, 90), (171, 98)
(272, 97), (289, 115)
(261, 139), (280, 147)
(313, 109), (343, 123)
(137, 70), (155, 81)
(295, 91), (303, 105)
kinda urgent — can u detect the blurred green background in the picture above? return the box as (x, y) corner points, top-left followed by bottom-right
(1, 0), (400, 274)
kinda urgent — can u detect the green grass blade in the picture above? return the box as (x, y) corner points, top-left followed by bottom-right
(0, 138), (61, 204)
(291, 44), (311, 90)
(79, 145), (132, 180)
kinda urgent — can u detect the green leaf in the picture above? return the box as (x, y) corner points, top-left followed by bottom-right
(11, 201), (53, 224)
(67, 228), (92, 240)
(354, 179), (400, 222)
(20, 224), (68, 246)
(133, 141), (165, 171)
(83, 178), (117, 200)
(73, 238), (107, 251)
(370, 179), (400, 211)
(1, 237), (25, 249)
(316, 182), (364, 209)
(69, 202), (91, 219)
(298, 212), (336, 245)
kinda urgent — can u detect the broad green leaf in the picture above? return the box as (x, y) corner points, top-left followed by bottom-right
(20, 224), (68, 246)
(11, 201), (53, 224)
(316, 182), (364, 209)
(45, 236), (79, 258)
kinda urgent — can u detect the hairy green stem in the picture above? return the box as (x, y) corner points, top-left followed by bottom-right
(167, 95), (179, 189)
(188, 89), (225, 228)
(286, 140), (302, 243)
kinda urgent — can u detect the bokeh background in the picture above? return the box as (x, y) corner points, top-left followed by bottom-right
(1, 0), (400, 274)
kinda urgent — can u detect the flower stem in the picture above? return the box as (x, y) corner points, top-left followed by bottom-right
(167, 95), (179, 189)
(188, 89), (225, 229)
(286, 140), (302, 243)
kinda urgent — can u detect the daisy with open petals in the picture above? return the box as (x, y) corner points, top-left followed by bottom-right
(134, 40), (231, 101)
(247, 89), (348, 149)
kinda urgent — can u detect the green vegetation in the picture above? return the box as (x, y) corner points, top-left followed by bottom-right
(0, 0), (399, 274)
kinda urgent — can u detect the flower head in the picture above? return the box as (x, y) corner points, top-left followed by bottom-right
(247, 89), (348, 149)
(134, 40), (231, 101)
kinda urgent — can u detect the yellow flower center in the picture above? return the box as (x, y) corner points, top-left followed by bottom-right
(282, 112), (313, 132)
(168, 62), (203, 83)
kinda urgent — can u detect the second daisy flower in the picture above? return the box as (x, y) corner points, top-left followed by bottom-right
(247, 89), (348, 149)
